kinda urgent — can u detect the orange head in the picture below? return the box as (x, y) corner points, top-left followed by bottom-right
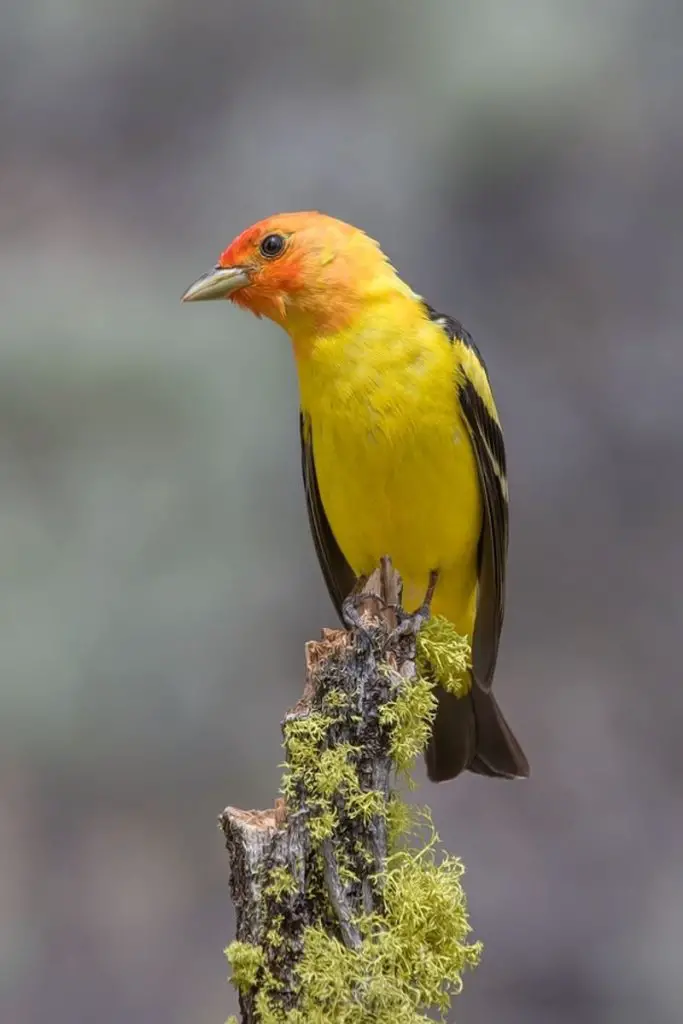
(181, 212), (408, 341)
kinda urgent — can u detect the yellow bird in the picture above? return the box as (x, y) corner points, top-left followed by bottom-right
(182, 212), (529, 783)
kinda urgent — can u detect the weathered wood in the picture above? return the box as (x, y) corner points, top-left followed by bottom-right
(219, 559), (420, 1022)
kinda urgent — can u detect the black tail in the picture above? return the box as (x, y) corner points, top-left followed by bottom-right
(424, 676), (530, 783)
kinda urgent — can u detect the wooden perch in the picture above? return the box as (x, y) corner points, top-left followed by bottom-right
(219, 558), (479, 1023)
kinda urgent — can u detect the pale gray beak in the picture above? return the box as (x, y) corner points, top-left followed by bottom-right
(181, 265), (251, 303)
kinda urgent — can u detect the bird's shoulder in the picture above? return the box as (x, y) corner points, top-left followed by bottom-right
(421, 302), (501, 428)
(422, 303), (487, 369)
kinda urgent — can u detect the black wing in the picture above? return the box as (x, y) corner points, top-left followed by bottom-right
(300, 411), (356, 618)
(425, 305), (508, 691)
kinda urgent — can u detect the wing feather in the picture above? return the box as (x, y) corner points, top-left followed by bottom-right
(299, 411), (356, 618)
(424, 304), (508, 691)
(458, 374), (508, 689)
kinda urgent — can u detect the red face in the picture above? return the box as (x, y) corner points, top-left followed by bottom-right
(182, 211), (384, 337)
(216, 215), (310, 323)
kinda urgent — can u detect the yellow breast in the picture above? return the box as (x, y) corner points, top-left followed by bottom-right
(296, 304), (482, 624)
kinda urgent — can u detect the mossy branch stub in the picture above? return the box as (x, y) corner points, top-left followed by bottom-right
(219, 562), (481, 1023)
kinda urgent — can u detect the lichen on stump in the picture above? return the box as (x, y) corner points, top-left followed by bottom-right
(220, 561), (480, 1024)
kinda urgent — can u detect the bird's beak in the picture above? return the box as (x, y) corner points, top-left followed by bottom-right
(181, 265), (251, 303)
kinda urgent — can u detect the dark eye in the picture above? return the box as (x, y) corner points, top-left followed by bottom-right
(260, 233), (285, 258)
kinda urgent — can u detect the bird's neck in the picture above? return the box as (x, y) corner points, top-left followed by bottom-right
(284, 265), (419, 359)
(291, 289), (432, 416)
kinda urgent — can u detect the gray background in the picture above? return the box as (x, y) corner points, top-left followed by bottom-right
(1, 2), (682, 1022)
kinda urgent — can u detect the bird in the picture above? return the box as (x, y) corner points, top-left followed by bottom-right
(182, 211), (529, 783)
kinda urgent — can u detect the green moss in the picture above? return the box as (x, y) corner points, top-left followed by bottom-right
(416, 615), (471, 697)
(255, 811), (479, 1022)
(227, 618), (479, 1021)
(264, 866), (298, 900)
(308, 806), (338, 843)
(347, 787), (387, 824)
(255, 990), (285, 1024)
(315, 743), (360, 800)
(266, 914), (286, 949)
(380, 667), (438, 777)
(283, 715), (383, 846)
(337, 852), (360, 887)
(225, 940), (264, 994)
(379, 618), (471, 779)
(228, 805), (480, 1023)
(322, 687), (350, 713)
(281, 713), (335, 800)
(381, 843), (482, 1004)
(386, 793), (414, 846)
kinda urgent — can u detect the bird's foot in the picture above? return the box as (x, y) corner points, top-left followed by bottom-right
(341, 591), (375, 660)
(388, 569), (439, 646)
(389, 602), (432, 643)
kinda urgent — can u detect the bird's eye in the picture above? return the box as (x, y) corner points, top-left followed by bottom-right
(259, 233), (285, 258)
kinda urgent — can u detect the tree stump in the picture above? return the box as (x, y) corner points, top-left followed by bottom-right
(220, 559), (479, 1023)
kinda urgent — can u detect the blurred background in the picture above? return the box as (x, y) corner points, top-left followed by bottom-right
(1, 1), (682, 1022)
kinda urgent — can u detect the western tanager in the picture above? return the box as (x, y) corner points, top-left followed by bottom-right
(182, 212), (529, 783)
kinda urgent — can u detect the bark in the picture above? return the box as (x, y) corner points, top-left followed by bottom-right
(219, 559), (417, 1022)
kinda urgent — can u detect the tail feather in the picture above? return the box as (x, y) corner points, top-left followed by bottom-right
(467, 682), (530, 779)
(425, 676), (530, 783)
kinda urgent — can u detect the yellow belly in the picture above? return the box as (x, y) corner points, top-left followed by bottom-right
(300, 321), (483, 637)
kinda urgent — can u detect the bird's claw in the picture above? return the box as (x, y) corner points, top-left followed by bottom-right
(388, 568), (438, 646)
(389, 602), (432, 645)
(341, 594), (375, 659)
